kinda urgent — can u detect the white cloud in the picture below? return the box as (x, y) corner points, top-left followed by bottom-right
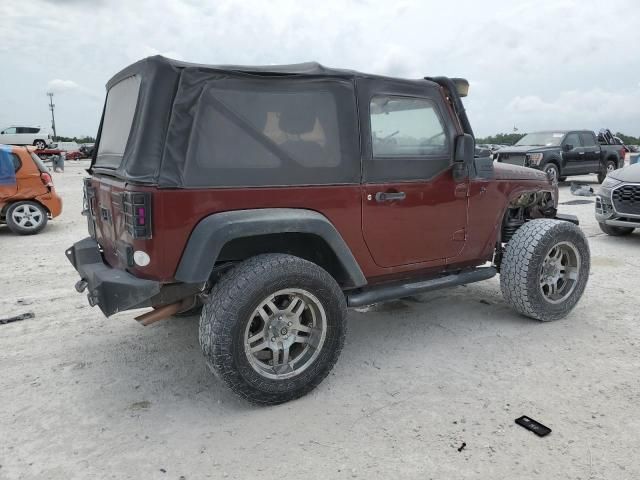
(505, 88), (640, 133)
(46, 79), (80, 94)
(1, 0), (640, 137)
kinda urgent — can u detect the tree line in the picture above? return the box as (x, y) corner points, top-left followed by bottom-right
(55, 136), (96, 144)
(477, 132), (640, 146)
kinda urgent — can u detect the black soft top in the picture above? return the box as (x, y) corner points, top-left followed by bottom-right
(93, 56), (443, 187)
(107, 55), (437, 89)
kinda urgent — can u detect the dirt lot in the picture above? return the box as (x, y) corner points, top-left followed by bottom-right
(1, 161), (639, 480)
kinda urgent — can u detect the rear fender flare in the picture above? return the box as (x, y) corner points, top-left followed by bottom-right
(174, 208), (367, 288)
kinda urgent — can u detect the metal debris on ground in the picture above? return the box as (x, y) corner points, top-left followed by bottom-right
(570, 182), (595, 197)
(0, 312), (35, 325)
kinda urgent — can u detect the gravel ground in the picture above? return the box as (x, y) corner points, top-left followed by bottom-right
(1, 161), (638, 480)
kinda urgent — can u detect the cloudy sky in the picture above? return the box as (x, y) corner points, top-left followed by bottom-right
(1, 0), (639, 138)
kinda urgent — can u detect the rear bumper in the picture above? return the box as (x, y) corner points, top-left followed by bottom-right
(66, 237), (161, 317)
(37, 190), (63, 218)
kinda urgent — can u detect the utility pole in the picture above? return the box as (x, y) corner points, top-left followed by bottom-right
(47, 92), (57, 141)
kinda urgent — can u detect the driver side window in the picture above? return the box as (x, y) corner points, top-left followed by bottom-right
(370, 96), (447, 158)
(564, 133), (581, 149)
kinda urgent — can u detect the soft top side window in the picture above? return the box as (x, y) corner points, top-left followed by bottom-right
(370, 95), (447, 158)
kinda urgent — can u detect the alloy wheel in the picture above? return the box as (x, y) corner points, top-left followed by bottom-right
(539, 241), (580, 304)
(244, 288), (327, 380)
(11, 204), (44, 230)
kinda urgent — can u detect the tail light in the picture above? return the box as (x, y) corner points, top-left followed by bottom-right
(40, 172), (53, 187)
(122, 192), (152, 239)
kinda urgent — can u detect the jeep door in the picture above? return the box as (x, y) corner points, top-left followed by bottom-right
(357, 79), (467, 268)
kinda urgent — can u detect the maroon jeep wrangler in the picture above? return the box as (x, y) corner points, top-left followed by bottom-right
(67, 56), (590, 404)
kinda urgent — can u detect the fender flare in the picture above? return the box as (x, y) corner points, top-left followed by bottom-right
(174, 208), (367, 288)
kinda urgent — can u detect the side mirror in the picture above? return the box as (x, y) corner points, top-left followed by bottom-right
(455, 133), (475, 164)
(453, 134), (474, 182)
(563, 143), (573, 151)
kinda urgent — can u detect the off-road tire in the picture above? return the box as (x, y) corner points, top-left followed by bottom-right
(500, 219), (590, 322)
(598, 222), (634, 236)
(597, 160), (617, 184)
(6, 201), (48, 235)
(199, 254), (347, 405)
(543, 163), (560, 184)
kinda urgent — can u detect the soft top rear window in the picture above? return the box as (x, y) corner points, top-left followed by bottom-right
(95, 75), (141, 169)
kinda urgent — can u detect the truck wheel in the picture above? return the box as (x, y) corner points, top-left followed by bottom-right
(199, 254), (347, 405)
(543, 163), (560, 183)
(597, 160), (617, 183)
(6, 201), (48, 235)
(598, 222), (634, 236)
(500, 219), (590, 322)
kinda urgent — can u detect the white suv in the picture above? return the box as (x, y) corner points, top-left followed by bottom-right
(0, 126), (52, 149)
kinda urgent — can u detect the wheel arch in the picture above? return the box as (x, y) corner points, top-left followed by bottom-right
(543, 157), (562, 174)
(174, 208), (367, 289)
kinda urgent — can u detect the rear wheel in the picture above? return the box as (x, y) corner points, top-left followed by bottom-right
(6, 201), (48, 235)
(598, 160), (617, 183)
(500, 219), (590, 321)
(598, 222), (634, 236)
(543, 163), (560, 183)
(199, 254), (346, 405)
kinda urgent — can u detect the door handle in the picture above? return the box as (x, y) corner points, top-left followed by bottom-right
(579, 152), (585, 155)
(375, 191), (406, 202)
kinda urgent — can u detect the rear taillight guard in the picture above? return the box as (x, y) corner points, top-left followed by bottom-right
(82, 178), (95, 216)
(122, 192), (152, 239)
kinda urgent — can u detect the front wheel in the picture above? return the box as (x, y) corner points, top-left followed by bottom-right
(598, 160), (617, 183)
(598, 222), (634, 236)
(33, 140), (46, 150)
(500, 219), (590, 321)
(543, 163), (560, 184)
(199, 254), (347, 405)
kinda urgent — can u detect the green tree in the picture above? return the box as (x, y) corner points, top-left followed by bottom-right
(476, 133), (525, 146)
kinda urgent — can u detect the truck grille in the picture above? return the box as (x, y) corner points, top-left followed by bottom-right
(612, 185), (640, 216)
(498, 153), (525, 166)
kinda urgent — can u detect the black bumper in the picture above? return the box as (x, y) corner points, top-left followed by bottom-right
(65, 237), (160, 317)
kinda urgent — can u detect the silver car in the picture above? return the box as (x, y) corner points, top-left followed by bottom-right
(596, 163), (640, 235)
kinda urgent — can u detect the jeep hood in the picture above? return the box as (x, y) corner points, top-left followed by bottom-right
(493, 162), (551, 181)
(607, 162), (640, 182)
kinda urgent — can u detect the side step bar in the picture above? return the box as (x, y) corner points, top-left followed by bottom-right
(346, 267), (497, 308)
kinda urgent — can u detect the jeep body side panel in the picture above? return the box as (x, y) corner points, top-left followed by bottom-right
(175, 208), (367, 288)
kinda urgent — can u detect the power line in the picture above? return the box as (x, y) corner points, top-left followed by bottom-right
(47, 92), (57, 141)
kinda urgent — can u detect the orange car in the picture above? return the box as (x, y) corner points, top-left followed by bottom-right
(0, 145), (62, 234)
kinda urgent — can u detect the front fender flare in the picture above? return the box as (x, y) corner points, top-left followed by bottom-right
(174, 208), (367, 288)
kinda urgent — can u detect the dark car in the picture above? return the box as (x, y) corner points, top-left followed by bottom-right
(66, 56), (590, 404)
(596, 163), (640, 235)
(79, 143), (95, 158)
(495, 130), (624, 183)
